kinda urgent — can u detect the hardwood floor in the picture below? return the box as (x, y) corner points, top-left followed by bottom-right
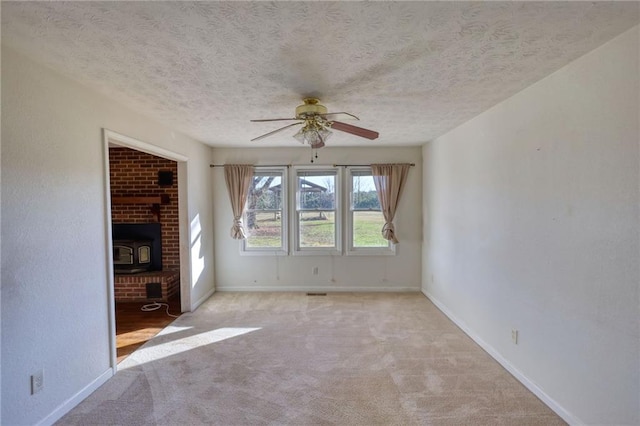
(115, 296), (181, 363)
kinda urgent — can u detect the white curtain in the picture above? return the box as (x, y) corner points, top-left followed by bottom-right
(224, 164), (253, 239)
(371, 163), (411, 244)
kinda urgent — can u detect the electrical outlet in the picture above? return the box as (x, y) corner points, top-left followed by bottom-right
(312, 266), (319, 275)
(511, 329), (519, 345)
(31, 369), (44, 395)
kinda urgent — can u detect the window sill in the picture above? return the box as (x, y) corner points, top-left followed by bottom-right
(240, 248), (288, 257)
(346, 247), (396, 256)
(293, 249), (342, 256)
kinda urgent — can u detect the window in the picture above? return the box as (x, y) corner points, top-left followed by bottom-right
(237, 166), (397, 256)
(242, 168), (287, 254)
(294, 168), (341, 254)
(347, 168), (393, 255)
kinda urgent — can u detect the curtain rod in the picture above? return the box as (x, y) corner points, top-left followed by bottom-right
(333, 163), (415, 167)
(210, 163), (415, 168)
(209, 164), (291, 168)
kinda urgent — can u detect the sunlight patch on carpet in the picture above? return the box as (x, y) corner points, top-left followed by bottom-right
(156, 325), (193, 337)
(119, 327), (262, 369)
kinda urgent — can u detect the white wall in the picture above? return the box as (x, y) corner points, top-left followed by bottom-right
(1, 48), (215, 425)
(212, 147), (422, 292)
(422, 26), (639, 425)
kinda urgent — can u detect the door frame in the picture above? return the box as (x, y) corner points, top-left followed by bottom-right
(102, 129), (191, 371)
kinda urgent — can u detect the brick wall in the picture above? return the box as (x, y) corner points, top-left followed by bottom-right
(110, 147), (180, 301)
(114, 271), (180, 302)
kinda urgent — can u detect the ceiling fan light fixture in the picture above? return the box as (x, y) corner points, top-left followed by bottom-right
(293, 122), (332, 148)
(293, 127), (307, 144)
(316, 126), (332, 142)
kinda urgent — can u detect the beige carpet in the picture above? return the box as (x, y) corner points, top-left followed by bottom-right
(58, 292), (565, 425)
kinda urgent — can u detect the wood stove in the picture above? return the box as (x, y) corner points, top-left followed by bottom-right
(113, 239), (153, 274)
(112, 223), (162, 274)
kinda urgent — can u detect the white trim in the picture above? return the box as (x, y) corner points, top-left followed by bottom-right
(291, 249), (342, 256)
(292, 166), (342, 255)
(241, 166), (289, 255)
(36, 368), (113, 426)
(216, 285), (420, 292)
(239, 248), (289, 257)
(101, 130), (118, 371)
(345, 248), (396, 256)
(103, 129), (194, 370)
(104, 129), (188, 162)
(344, 167), (395, 256)
(191, 286), (216, 310)
(178, 161), (192, 312)
(422, 289), (583, 426)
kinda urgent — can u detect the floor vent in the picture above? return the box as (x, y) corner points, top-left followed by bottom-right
(306, 292), (327, 296)
(146, 282), (162, 299)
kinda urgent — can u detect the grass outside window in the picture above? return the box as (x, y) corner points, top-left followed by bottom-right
(299, 211), (335, 247)
(352, 211), (387, 247)
(245, 212), (282, 248)
(247, 211), (386, 248)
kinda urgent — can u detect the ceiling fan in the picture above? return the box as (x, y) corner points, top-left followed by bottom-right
(250, 98), (379, 149)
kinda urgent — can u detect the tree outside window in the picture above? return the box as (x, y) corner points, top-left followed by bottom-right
(244, 169), (285, 251)
(296, 170), (339, 250)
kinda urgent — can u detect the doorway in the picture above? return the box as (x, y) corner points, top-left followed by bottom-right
(103, 129), (191, 368)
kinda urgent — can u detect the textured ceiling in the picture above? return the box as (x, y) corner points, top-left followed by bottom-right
(2, 2), (639, 148)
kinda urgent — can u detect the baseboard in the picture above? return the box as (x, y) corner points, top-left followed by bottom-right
(421, 289), (583, 426)
(37, 368), (113, 426)
(216, 285), (420, 293)
(191, 286), (216, 311)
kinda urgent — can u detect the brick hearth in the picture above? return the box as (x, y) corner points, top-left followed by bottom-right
(114, 271), (179, 302)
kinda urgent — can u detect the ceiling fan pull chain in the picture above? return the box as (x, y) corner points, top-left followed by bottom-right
(310, 148), (319, 163)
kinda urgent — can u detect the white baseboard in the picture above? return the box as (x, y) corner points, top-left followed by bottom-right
(191, 286), (216, 311)
(37, 368), (113, 426)
(216, 285), (420, 293)
(421, 289), (582, 426)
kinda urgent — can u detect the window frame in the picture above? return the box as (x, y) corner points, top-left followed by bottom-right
(345, 167), (395, 256)
(240, 166), (288, 256)
(292, 166), (342, 256)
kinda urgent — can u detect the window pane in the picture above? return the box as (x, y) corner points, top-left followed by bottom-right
(298, 174), (335, 210)
(248, 175), (282, 210)
(245, 212), (282, 248)
(353, 211), (388, 247)
(299, 211), (335, 247)
(351, 175), (380, 210)
(245, 171), (284, 250)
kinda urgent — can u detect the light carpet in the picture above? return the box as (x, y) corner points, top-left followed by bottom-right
(58, 292), (565, 425)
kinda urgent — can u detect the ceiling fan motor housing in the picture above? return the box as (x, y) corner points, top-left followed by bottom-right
(296, 98), (327, 119)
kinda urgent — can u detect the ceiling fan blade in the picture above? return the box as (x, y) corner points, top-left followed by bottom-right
(250, 118), (299, 122)
(330, 121), (379, 140)
(251, 122), (303, 141)
(319, 112), (360, 121)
